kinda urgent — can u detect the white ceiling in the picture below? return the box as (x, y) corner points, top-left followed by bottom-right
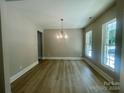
(6, 0), (115, 29)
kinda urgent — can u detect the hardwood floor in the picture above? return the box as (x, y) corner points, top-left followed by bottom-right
(11, 60), (116, 93)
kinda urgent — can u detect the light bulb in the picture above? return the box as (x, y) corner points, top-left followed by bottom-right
(60, 34), (63, 38)
(57, 35), (60, 39)
(64, 34), (68, 39)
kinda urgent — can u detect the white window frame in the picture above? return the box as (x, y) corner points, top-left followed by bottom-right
(101, 18), (116, 71)
(85, 31), (92, 58)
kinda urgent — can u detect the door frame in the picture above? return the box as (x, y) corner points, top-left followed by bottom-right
(0, 10), (5, 93)
(118, 0), (124, 93)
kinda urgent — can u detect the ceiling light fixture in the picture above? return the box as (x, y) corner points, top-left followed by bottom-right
(56, 19), (68, 39)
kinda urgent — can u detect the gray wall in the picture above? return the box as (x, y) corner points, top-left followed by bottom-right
(84, 5), (117, 79)
(2, 6), (38, 78)
(44, 29), (83, 57)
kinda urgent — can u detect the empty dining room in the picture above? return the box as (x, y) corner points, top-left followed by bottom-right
(0, 0), (124, 93)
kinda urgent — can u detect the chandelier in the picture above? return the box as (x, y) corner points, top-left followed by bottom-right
(56, 19), (68, 39)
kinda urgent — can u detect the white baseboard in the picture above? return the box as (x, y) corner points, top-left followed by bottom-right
(10, 61), (38, 83)
(42, 57), (83, 60)
(83, 58), (113, 81)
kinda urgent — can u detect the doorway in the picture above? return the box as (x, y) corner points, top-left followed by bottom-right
(37, 31), (43, 61)
(0, 11), (5, 93)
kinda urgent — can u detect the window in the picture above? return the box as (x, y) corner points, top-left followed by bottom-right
(85, 31), (92, 57)
(102, 19), (116, 70)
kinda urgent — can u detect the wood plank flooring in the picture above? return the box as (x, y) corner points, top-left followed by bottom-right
(11, 60), (116, 93)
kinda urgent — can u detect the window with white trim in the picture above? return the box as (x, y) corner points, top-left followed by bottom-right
(85, 31), (92, 57)
(102, 19), (116, 70)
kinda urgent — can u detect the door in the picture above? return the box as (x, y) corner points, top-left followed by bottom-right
(37, 31), (43, 61)
(0, 11), (5, 93)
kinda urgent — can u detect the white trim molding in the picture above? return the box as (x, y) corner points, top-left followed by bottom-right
(10, 61), (38, 83)
(83, 58), (113, 81)
(42, 57), (83, 60)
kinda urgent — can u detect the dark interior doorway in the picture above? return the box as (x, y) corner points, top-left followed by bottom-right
(37, 31), (43, 61)
(0, 12), (5, 93)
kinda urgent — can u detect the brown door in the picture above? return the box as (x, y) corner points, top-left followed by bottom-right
(0, 11), (5, 93)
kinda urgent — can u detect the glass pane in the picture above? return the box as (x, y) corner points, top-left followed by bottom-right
(85, 31), (92, 57)
(103, 20), (116, 69)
